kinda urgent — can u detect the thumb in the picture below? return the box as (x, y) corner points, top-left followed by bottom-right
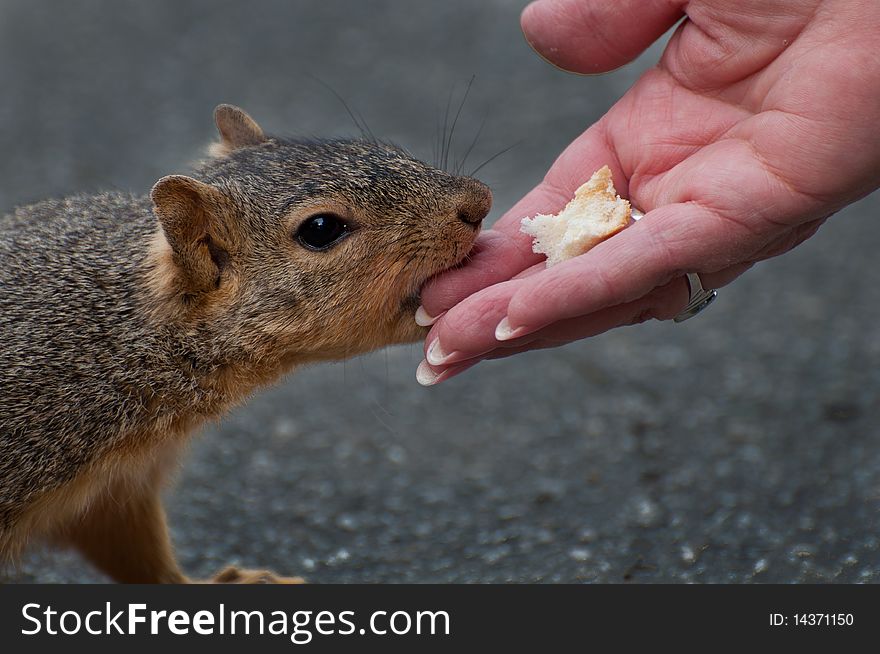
(521, 0), (684, 73)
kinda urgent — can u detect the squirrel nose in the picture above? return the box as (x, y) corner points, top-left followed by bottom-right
(457, 180), (492, 226)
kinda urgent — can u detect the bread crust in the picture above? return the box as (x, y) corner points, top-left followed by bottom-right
(521, 165), (631, 266)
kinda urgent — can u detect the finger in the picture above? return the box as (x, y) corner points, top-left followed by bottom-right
(503, 202), (744, 337)
(417, 286), (680, 388)
(419, 229), (537, 319)
(419, 247), (548, 326)
(521, 0), (685, 74)
(427, 205), (751, 368)
(421, 120), (624, 318)
(502, 260), (750, 343)
(512, 261), (548, 281)
(425, 275), (686, 370)
(417, 340), (554, 386)
(539, 277), (689, 339)
(420, 258), (752, 384)
(424, 278), (521, 366)
(415, 359), (478, 387)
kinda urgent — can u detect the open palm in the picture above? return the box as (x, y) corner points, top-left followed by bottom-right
(417, 0), (880, 384)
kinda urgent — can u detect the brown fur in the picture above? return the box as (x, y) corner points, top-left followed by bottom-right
(0, 105), (491, 582)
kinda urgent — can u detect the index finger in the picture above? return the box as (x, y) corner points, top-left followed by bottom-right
(421, 121), (624, 316)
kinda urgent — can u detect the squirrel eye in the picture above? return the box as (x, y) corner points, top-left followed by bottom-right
(295, 213), (349, 250)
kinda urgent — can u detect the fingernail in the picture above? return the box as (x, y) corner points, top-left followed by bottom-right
(415, 306), (442, 327)
(495, 316), (527, 341)
(426, 338), (457, 366)
(416, 360), (440, 386)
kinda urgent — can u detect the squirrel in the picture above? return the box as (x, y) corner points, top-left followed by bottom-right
(0, 104), (491, 583)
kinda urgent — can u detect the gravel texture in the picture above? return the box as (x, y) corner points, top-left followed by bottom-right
(2, 0), (878, 583)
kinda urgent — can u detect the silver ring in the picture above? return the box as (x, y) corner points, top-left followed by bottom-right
(630, 208), (717, 323)
(673, 273), (717, 322)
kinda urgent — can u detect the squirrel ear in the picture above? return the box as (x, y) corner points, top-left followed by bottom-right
(213, 104), (266, 154)
(151, 175), (231, 293)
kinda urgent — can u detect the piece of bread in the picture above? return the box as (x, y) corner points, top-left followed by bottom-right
(520, 165), (631, 267)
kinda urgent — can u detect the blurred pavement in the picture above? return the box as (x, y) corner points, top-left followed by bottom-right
(2, 0), (878, 583)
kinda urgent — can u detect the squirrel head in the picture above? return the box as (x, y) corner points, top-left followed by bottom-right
(147, 104), (491, 370)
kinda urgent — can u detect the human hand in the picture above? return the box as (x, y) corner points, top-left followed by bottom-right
(416, 0), (880, 385)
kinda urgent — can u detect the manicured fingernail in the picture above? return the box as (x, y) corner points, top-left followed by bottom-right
(426, 338), (457, 366)
(415, 306), (442, 327)
(417, 359), (477, 387)
(495, 316), (526, 341)
(416, 360), (440, 386)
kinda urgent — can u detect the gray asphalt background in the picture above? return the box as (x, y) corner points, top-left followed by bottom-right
(2, 0), (879, 583)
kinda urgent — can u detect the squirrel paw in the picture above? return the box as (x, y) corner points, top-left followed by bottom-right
(210, 565), (305, 584)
